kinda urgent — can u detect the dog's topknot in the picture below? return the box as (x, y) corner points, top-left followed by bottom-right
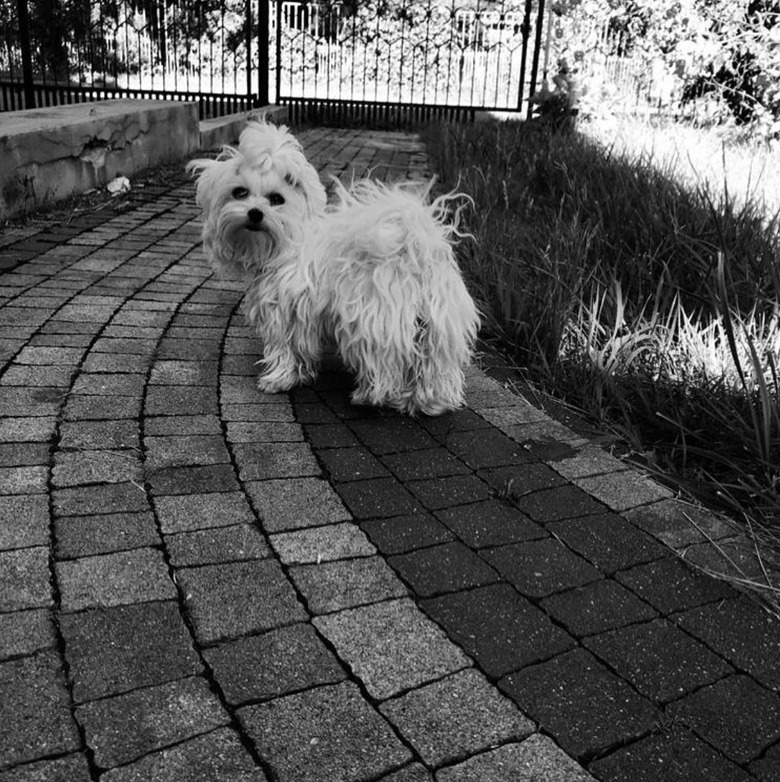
(238, 119), (305, 175)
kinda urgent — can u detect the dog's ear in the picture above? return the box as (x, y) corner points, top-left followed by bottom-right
(186, 157), (223, 212)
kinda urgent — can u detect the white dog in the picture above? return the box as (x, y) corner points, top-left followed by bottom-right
(188, 120), (480, 416)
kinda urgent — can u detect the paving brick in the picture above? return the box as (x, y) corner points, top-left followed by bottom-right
(205, 623), (345, 705)
(0, 387), (61, 418)
(239, 681), (411, 782)
(62, 395), (142, 421)
(0, 465), (48, 494)
(484, 539), (601, 598)
(81, 353), (151, 373)
(0, 753), (92, 782)
(294, 402), (343, 424)
(540, 580), (657, 637)
(99, 727), (268, 782)
(751, 741), (780, 782)
(71, 372), (146, 396)
(442, 428), (531, 470)
(380, 447), (471, 481)
(349, 417), (437, 453)
(314, 598), (469, 699)
(585, 618), (732, 702)
(0, 416), (57, 442)
(336, 476), (421, 518)
(0, 441), (49, 467)
(417, 408), (489, 439)
(673, 597), (780, 690)
(52, 482), (150, 516)
(477, 462), (567, 499)
(54, 511), (160, 559)
(76, 676), (229, 768)
(378, 765), (433, 782)
(177, 559), (306, 643)
(360, 513), (453, 554)
(0, 547), (51, 611)
(667, 675), (780, 764)
(145, 414), (222, 436)
(52, 450), (143, 487)
(227, 421), (305, 443)
(303, 423), (361, 448)
(615, 557), (736, 614)
(623, 499), (736, 549)
(150, 360), (218, 386)
(547, 514), (666, 574)
(145, 386), (218, 416)
(317, 446), (391, 482)
(233, 442), (321, 480)
(56, 547), (175, 611)
(547, 445), (630, 479)
(222, 402), (296, 422)
(512, 485), (607, 523)
(0, 651), (80, 767)
(154, 491), (255, 533)
(290, 556), (407, 613)
(681, 537), (768, 583)
(434, 499), (545, 547)
(499, 649), (660, 759)
(60, 600), (200, 702)
(0, 494), (49, 549)
(421, 584), (574, 678)
(388, 541), (498, 597)
(589, 729), (753, 782)
(0, 609), (57, 660)
(271, 523), (376, 564)
(436, 734), (595, 782)
(406, 474), (492, 511)
(144, 435), (232, 470)
(574, 472), (673, 511)
(148, 464), (239, 495)
(58, 419), (139, 450)
(380, 668), (533, 766)
(245, 478), (351, 532)
(165, 524), (271, 566)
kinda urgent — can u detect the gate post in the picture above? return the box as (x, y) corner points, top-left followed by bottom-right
(257, 0), (270, 106)
(16, 0), (36, 109)
(527, 0), (546, 119)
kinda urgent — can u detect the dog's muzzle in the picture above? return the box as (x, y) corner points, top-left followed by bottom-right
(246, 208), (264, 231)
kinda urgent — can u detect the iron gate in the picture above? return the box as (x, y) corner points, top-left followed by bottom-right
(275, 0), (546, 124)
(1, 0), (545, 123)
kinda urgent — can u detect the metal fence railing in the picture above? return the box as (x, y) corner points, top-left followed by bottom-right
(0, 0), (267, 118)
(1, 0), (545, 123)
(275, 0), (544, 118)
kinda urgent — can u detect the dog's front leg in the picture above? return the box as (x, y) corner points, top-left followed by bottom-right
(256, 317), (320, 394)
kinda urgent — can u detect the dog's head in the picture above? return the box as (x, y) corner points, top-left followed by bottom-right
(187, 119), (326, 276)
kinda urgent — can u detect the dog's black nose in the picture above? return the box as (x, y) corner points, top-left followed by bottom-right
(247, 208), (264, 225)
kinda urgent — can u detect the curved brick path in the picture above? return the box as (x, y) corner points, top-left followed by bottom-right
(1, 127), (780, 782)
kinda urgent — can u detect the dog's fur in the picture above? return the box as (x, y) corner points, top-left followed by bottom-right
(188, 120), (480, 416)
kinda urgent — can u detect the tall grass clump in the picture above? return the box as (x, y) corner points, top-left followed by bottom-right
(426, 119), (780, 557)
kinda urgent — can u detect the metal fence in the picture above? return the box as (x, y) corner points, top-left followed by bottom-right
(0, 0), (267, 118)
(275, 0), (545, 124)
(0, 0), (545, 123)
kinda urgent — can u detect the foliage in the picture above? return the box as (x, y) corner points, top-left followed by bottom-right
(552, 0), (780, 136)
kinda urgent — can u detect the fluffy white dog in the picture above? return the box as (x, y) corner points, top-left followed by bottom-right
(188, 120), (480, 416)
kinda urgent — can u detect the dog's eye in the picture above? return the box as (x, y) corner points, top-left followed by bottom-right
(232, 187), (250, 200)
(268, 193), (285, 206)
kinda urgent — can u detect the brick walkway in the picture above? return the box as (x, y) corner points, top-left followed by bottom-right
(1, 127), (780, 782)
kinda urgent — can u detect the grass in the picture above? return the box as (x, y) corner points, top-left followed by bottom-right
(424, 115), (780, 579)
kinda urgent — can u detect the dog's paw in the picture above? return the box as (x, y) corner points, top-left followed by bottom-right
(257, 375), (296, 395)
